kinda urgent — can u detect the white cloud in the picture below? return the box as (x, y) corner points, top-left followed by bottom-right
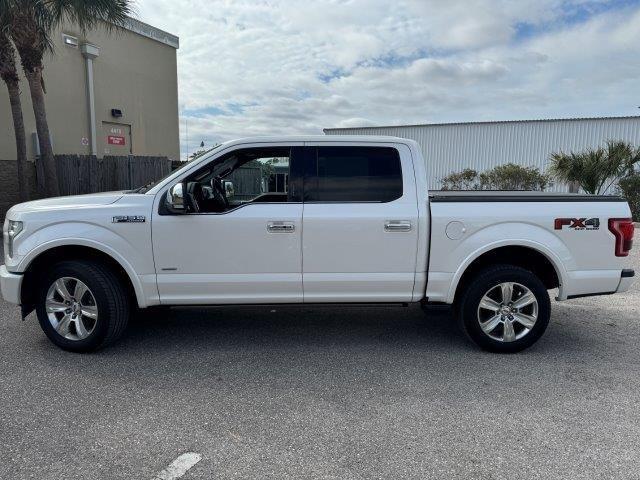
(135, 0), (640, 158)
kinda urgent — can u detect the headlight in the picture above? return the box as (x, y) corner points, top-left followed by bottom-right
(4, 220), (23, 258)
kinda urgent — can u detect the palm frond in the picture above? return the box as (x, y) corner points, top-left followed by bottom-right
(43, 0), (134, 32)
(549, 141), (638, 194)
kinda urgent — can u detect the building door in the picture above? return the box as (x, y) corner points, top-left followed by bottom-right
(102, 122), (132, 155)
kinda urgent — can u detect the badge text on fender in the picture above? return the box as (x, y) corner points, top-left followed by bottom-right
(112, 215), (146, 223)
(554, 217), (599, 230)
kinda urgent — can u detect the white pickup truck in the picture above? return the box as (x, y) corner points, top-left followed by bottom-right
(1, 136), (635, 353)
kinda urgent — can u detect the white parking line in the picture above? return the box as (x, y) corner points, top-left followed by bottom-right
(152, 452), (202, 480)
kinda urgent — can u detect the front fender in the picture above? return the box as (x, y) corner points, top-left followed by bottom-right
(12, 222), (155, 308)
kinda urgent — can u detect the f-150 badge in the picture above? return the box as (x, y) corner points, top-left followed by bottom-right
(112, 215), (146, 223)
(554, 217), (599, 230)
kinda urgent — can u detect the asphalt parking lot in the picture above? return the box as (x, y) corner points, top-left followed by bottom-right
(1, 249), (639, 480)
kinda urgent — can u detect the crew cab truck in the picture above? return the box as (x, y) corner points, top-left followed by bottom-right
(1, 136), (635, 353)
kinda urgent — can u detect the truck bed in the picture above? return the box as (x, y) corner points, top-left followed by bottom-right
(429, 191), (625, 202)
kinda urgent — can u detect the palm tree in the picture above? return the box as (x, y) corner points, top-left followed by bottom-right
(6, 0), (132, 197)
(549, 140), (640, 194)
(0, 28), (28, 202)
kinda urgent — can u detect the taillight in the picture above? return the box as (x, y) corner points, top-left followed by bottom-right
(608, 218), (634, 257)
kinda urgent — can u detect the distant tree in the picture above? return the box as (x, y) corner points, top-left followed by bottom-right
(618, 173), (640, 221)
(441, 164), (549, 191)
(188, 144), (220, 161)
(549, 140), (640, 194)
(441, 168), (479, 190)
(188, 149), (208, 161)
(479, 163), (550, 191)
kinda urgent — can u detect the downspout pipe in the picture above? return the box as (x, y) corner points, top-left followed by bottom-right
(80, 43), (100, 156)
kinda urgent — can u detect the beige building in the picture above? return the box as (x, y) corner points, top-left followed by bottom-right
(0, 17), (179, 162)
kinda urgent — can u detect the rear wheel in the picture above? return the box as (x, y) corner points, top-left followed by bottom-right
(457, 265), (550, 353)
(35, 260), (130, 352)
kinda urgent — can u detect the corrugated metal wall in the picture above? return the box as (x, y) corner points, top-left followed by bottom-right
(325, 117), (640, 192)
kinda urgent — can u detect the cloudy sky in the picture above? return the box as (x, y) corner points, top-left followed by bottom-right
(135, 0), (640, 159)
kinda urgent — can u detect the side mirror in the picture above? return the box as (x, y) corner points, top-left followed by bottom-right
(164, 182), (185, 213)
(222, 181), (235, 198)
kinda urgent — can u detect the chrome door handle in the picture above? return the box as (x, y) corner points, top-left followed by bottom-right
(267, 222), (295, 233)
(384, 220), (412, 232)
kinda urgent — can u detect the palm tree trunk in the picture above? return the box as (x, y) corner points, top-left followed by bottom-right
(0, 35), (29, 202)
(4, 78), (29, 202)
(25, 67), (59, 197)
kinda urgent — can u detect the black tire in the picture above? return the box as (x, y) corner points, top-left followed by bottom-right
(35, 260), (130, 352)
(456, 264), (550, 353)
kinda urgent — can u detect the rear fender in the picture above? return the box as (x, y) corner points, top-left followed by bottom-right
(446, 223), (570, 303)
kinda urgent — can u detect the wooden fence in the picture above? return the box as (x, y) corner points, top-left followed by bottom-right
(226, 164), (264, 201)
(36, 155), (172, 196)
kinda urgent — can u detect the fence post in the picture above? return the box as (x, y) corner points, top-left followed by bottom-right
(127, 155), (132, 189)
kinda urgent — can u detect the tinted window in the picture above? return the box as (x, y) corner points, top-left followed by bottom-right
(307, 146), (403, 202)
(179, 147), (302, 214)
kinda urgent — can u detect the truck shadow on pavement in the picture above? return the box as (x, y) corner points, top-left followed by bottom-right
(22, 300), (595, 363)
(122, 304), (465, 351)
(110, 302), (591, 362)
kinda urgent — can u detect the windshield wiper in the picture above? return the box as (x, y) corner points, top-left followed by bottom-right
(131, 181), (156, 194)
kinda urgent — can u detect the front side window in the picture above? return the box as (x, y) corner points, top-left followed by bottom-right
(176, 146), (299, 214)
(306, 146), (403, 202)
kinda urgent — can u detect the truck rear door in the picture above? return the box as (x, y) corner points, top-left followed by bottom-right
(301, 143), (419, 302)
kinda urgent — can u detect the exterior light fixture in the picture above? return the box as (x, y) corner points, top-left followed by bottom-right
(62, 34), (78, 48)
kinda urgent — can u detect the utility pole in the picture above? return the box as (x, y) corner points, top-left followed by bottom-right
(185, 117), (189, 161)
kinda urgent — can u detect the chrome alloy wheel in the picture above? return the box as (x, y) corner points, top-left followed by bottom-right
(477, 282), (538, 343)
(45, 277), (98, 341)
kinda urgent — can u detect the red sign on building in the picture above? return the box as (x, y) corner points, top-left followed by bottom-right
(108, 135), (126, 146)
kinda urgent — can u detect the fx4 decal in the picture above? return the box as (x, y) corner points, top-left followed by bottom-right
(554, 217), (600, 230)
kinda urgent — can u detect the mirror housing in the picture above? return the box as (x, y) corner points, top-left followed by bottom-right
(164, 182), (186, 214)
(222, 180), (235, 199)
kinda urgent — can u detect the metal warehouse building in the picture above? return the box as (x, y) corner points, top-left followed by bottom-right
(324, 116), (640, 192)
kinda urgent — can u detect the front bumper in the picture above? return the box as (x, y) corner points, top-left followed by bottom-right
(0, 265), (22, 305)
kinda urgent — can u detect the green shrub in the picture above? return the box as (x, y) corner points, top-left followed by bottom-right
(479, 163), (550, 191)
(618, 173), (640, 221)
(441, 163), (549, 191)
(441, 168), (479, 190)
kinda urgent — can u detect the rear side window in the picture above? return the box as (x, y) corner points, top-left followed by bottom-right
(306, 146), (403, 202)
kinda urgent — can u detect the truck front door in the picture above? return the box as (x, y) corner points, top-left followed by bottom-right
(152, 143), (304, 304)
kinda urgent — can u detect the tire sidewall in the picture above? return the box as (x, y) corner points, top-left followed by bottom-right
(36, 262), (112, 352)
(461, 266), (551, 353)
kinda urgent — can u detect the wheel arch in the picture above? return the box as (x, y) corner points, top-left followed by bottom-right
(449, 241), (567, 305)
(19, 241), (146, 309)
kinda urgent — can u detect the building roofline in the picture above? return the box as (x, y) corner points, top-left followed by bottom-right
(122, 17), (179, 49)
(323, 115), (640, 132)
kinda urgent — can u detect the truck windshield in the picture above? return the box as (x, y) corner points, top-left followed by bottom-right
(129, 145), (224, 193)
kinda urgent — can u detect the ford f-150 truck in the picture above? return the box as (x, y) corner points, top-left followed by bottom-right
(1, 136), (635, 353)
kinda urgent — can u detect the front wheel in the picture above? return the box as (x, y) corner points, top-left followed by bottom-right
(457, 265), (551, 353)
(35, 260), (130, 352)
